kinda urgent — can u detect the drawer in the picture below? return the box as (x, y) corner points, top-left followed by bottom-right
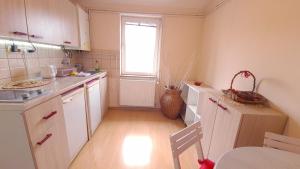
(24, 96), (64, 143)
(32, 124), (69, 169)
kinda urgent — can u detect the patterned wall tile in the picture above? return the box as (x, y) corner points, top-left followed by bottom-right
(0, 59), (9, 69)
(0, 41), (67, 82)
(0, 69), (10, 79)
(0, 49), (7, 59)
(10, 67), (27, 78)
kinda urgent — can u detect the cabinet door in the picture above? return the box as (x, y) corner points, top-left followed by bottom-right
(199, 93), (218, 157)
(29, 97), (69, 169)
(207, 100), (242, 161)
(77, 5), (90, 50)
(87, 81), (101, 135)
(0, 0), (28, 40)
(62, 89), (88, 161)
(60, 0), (79, 47)
(100, 76), (108, 117)
(25, 0), (62, 44)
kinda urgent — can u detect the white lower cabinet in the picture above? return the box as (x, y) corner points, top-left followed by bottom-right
(0, 74), (108, 169)
(100, 75), (108, 118)
(24, 96), (70, 169)
(62, 87), (88, 162)
(180, 82), (213, 125)
(87, 79), (102, 136)
(200, 92), (288, 161)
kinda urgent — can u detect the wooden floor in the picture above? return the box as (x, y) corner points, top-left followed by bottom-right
(69, 109), (198, 169)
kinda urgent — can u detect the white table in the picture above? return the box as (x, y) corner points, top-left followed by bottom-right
(215, 147), (300, 169)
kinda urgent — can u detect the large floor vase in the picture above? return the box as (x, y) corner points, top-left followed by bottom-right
(160, 87), (183, 119)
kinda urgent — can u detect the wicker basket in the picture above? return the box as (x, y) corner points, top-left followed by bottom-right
(222, 70), (268, 105)
(160, 86), (183, 119)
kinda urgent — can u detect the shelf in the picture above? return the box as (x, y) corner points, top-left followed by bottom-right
(194, 114), (201, 122)
(187, 105), (197, 113)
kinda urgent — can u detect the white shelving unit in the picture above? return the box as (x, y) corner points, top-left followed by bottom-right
(180, 81), (212, 126)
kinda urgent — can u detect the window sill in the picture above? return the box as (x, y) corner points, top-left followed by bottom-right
(120, 74), (157, 80)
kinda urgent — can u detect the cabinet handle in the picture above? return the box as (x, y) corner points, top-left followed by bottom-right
(63, 98), (73, 104)
(37, 134), (52, 145)
(218, 104), (228, 111)
(29, 34), (43, 39)
(64, 41), (71, 44)
(12, 31), (28, 36)
(87, 78), (100, 85)
(42, 111), (57, 120)
(209, 98), (217, 104)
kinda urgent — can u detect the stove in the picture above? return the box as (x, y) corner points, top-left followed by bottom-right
(0, 89), (50, 103)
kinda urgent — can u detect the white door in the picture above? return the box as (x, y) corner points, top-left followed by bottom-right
(62, 88), (88, 161)
(87, 80), (101, 135)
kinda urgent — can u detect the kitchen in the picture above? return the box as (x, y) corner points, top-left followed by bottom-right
(0, 0), (300, 169)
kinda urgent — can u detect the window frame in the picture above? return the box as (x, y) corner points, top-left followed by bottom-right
(120, 15), (162, 77)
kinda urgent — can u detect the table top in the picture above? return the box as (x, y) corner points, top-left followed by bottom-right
(215, 147), (300, 169)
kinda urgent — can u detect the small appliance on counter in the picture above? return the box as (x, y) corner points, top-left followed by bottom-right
(56, 67), (77, 77)
(41, 65), (57, 79)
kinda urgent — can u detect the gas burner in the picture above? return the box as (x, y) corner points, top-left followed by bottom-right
(0, 89), (50, 103)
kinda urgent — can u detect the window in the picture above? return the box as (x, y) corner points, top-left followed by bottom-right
(121, 15), (161, 77)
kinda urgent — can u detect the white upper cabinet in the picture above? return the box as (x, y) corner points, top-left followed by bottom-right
(77, 5), (91, 51)
(25, 0), (62, 45)
(0, 0), (80, 47)
(60, 0), (79, 48)
(0, 0), (28, 41)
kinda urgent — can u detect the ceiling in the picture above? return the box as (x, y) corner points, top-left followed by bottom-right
(74, 0), (213, 15)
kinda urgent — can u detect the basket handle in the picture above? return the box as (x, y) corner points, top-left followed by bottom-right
(230, 70), (256, 92)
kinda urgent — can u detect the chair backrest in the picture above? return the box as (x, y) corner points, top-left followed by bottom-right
(264, 132), (300, 154)
(170, 121), (204, 169)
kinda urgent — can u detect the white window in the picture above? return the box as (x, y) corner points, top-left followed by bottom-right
(121, 15), (161, 77)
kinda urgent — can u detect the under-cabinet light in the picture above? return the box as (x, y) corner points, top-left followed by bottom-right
(0, 39), (61, 50)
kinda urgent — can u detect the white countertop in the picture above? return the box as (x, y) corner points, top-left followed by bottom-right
(0, 72), (107, 111)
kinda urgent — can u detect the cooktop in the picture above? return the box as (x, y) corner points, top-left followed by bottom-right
(0, 89), (49, 103)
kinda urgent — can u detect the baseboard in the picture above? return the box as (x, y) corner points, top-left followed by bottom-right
(109, 106), (161, 112)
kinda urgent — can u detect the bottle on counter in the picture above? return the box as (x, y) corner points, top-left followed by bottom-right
(95, 60), (100, 72)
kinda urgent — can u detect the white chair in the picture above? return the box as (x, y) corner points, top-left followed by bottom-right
(169, 121), (204, 169)
(264, 132), (300, 154)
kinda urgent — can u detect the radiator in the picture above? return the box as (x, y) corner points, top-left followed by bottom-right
(120, 78), (156, 107)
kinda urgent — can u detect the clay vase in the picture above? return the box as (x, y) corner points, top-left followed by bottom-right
(160, 87), (183, 119)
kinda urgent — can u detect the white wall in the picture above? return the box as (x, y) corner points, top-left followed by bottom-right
(88, 11), (203, 107)
(90, 12), (120, 51)
(198, 0), (300, 138)
(160, 15), (203, 88)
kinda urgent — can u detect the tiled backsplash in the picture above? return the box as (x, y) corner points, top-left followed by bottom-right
(73, 50), (120, 107)
(0, 42), (65, 84)
(73, 49), (120, 77)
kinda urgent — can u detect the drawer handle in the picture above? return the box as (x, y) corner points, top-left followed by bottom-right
(209, 98), (217, 103)
(218, 104), (228, 110)
(29, 34), (43, 39)
(63, 98), (73, 104)
(37, 134), (52, 145)
(42, 111), (57, 120)
(64, 41), (71, 44)
(12, 31), (28, 36)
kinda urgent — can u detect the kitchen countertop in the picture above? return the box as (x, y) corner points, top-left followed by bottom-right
(0, 72), (107, 111)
